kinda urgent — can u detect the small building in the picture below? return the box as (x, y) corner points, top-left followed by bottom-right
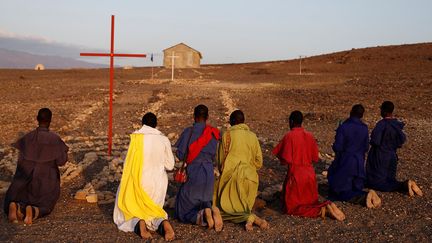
(34, 64), (45, 70)
(163, 43), (202, 68)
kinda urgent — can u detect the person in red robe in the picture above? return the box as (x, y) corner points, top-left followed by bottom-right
(273, 111), (345, 221)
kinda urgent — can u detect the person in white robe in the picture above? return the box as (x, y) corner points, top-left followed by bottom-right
(113, 112), (175, 241)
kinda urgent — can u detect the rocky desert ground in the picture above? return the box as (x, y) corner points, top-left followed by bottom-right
(0, 43), (431, 242)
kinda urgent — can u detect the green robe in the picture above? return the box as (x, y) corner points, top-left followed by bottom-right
(213, 124), (263, 223)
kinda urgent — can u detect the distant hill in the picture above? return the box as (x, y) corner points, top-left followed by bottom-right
(0, 48), (106, 69)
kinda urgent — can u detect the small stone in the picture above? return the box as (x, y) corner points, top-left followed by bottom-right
(164, 197), (176, 209)
(86, 193), (98, 203)
(74, 190), (88, 200)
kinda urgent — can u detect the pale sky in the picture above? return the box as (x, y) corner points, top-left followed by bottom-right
(1, 0), (431, 66)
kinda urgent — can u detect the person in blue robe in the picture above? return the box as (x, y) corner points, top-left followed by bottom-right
(174, 105), (223, 231)
(366, 101), (423, 197)
(328, 104), (381, 208)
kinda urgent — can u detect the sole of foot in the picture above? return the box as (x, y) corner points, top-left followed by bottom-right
(327, 203), (345, 221)
(8, 202), (18, 224)
(163, 220), (175, 241)
(211, 206), (223, 232)
(204, 208), (214, 229)
(370, 190), (382, 208)
(23, 206), (33, 225)
(408, 180), (423, 197)
(255, 217), (270, 230)
(138, 220), (152, 240)
(245, 221), (254, 231)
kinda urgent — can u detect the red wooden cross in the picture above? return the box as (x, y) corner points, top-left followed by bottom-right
(80, 15), (146, 155)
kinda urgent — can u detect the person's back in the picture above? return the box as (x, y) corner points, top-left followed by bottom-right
(327, 104), (382, 208)
(5, 108), (68, 225)
(114, 112), (175, 241)
(214, 110), (268, 231)
(273, 110), (345, 221)
(366, 101), (422, 197)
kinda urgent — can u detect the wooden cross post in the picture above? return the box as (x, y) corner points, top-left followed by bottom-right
(167, 51), (179, 81)
(80, 15), (146, 155)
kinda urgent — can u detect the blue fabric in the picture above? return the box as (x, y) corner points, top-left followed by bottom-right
(174, 122), (218, 224)
(328, 117), (369, 201)
(366, 118), (406, 192)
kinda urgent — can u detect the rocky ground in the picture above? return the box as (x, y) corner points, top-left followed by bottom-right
(0, 43), (431, 242)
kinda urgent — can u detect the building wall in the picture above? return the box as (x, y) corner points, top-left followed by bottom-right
(163, 44), (201, 68)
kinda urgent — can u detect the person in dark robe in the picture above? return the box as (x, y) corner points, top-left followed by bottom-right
(174, 104), (223, 231)
(328, 104), (382, 208)
(366, 101), (423, 196)
(273, 111), (345, 221)
(4, 108), (69, 225)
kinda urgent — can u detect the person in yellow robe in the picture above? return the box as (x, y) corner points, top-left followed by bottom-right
(214, 110), (269, 231)
(113, 113), (175, 241)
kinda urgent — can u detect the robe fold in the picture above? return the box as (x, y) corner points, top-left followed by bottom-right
(174, 122), (219, 224)
(366, 118), (407, 192)
(4, 127), (69, 217)
(328, 117), (369, 201)
(113, 125), (175, 232)
(273, 127), (329, 218)
(214, 124), (263, 223)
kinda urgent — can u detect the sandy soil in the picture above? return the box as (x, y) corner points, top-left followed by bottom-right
(0, 43), (432, 242)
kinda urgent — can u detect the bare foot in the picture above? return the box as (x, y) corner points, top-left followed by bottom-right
(327, 203), (345, 221)
(369, 190), (382, 208)
(211, 206), (223, 232)
(204, 208), (214, 229)
(138, 220), (152, 240)
(245, 221), (254, 231)
(366, 191), (374, 208)
(8, 202), (18, 224)
(24, 206), (33, 225)
(254, 217), (270, 230)
(162, 220), (175, 241)
(409, 180), (423, 197)
(16, 204), (24, 221)
(330, 203), (345, 221)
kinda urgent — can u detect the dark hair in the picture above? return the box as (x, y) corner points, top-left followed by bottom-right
(142, 112), (157, 128)
(289, 110), (303, 125)
(380, 101), (394, 114)
(194, 104), (209, 119)
(350, 104), (365, 119)
(229, 110), (245, 126)
(37, 108), (52, 123)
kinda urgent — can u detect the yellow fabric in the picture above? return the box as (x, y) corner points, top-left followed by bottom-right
(214, 124), (263, 223)
(117, 134), (167, 221)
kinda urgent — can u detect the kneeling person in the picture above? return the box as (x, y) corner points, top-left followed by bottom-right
(4, 108), (69, 225)
(273, 111), (345, 221)
(113, 113), (175, 241)
(214, 110), (269, 231)
(366, 101), (423, 197)
(328, 104), (382, 208)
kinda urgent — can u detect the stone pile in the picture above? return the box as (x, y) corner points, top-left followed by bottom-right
(74, 156), (125, 205)
(61, 152), (99, 185)
(0, 148), (18, 174)
(259, 184), (283, 201)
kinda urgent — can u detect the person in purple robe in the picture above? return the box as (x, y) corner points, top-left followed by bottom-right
(174, 105), (223, 231)
(366, 101), (423, 197)
(4, 108), (69, 225)
(328, 104), (382, 208)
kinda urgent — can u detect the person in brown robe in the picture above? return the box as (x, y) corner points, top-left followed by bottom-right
(4, 108), (68, 225)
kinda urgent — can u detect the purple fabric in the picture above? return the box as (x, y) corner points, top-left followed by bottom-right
(366, 118), (407, 192)
(4, 127), (68, 217)
(174, 122), (218, 224)
(328, 117), (369, 201)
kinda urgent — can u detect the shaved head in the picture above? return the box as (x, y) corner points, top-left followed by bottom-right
(37, 108), (52, 123)
(289, 110), (303, 129)
(194, 104), (209, 122)
(142, 112), (157, 128)
(350, 104), (365, 119)
(229, 110), (245, 126)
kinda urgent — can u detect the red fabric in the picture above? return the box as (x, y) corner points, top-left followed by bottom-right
(273, 127), (329, 217)
(186, 125), (220, 164)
